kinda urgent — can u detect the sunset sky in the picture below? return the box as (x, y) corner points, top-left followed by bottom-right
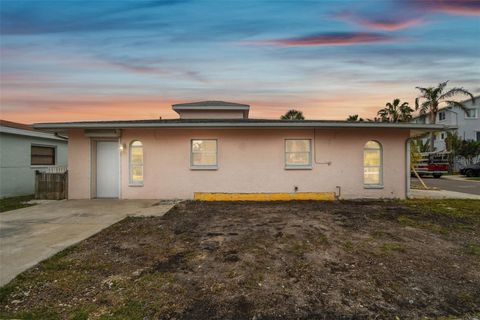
(1, 0), (479, 123)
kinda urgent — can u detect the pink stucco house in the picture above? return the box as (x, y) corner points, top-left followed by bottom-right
(35, 101), (446, 200)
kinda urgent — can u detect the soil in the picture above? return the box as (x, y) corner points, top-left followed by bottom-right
(1, 200), (479, 319)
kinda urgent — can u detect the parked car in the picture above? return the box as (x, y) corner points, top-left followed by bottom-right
(460, 162), (480, 177)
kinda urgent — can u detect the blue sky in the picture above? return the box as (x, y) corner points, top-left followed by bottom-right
(1, 0), (479, 122)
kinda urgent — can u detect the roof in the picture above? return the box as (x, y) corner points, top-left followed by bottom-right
(172, 101), (250, 108)
(34, 119), (452, 138)
(0, 119), (36, 131)
(1, 119), (68, 141)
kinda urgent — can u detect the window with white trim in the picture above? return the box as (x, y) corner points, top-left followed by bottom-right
(465, 108), (478, 119)
(129, 140), (143, 185)
(438, 111), (446, 121)
(191, 139), (217, 169)
(364, 140), (383, 187)
(285, 139), (312, 168)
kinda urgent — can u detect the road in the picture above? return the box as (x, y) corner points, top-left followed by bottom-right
(411, 177), (480, 195)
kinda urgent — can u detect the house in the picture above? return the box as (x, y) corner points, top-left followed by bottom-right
(34, 101), (447, 200)
(412, 95), (480, 151)
(0, 120), (68, 198)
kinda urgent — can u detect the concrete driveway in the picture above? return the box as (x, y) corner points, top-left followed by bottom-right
(0, 200), (176, 286)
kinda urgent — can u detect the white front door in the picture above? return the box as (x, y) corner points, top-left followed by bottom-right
(96, 141), (119, 198)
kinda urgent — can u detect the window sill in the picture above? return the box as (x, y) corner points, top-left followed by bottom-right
(285, 166), (313, 170)
(364, 185), (384, 189)
(190, 166), (218, 171)
(128, 184), (144, 187)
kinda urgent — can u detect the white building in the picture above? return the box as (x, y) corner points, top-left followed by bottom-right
(412, 95), (480, 151)
(0, 120), (68, 198)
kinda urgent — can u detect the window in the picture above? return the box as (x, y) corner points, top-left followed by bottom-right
(129, 141), (143, 185)
(31, 145), (55, 165)
(363, 141), (383, 187)
(438, 111), (446, 121)
(465, 108), (478, 119)
(191, 139), (217, 169)
(476, 131), (480, 142)
(285, 139), (312, 168)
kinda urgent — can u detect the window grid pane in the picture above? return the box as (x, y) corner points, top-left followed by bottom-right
(130, 141), (143, 185)
(363, 141), (382, 185)
(285, 140), (311, 167)
(191, 140), (217, 167)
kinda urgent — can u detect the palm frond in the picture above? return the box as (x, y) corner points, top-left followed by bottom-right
(415, 97), (420, 110)
(439, 87), (475, 102)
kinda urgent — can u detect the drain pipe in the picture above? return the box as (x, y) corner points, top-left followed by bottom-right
(313, 129), (332, 165)
(405, 137), (413, 199)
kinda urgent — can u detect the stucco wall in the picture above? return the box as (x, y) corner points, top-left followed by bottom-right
(177, 110), (246, 119)
(0, 133), (68, 198)
(67, 128), (409, 200)
(67, 130), (92, 199)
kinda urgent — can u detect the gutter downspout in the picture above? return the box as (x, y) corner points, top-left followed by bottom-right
(405, 137), (412, 199)
(54, 132), (68, 140)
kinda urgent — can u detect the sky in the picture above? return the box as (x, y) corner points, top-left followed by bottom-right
(0, 0), (479, 123)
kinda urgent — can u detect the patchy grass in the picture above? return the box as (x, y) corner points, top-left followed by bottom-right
(466, 177), (480, 181)
(1, 200), (479, 319)
(0, 195), (35, 213)
(380, 242), (406, 254)
(465, 243), (480, 256)
(401, 199), (480, 232)
(404, 199), (480, 218)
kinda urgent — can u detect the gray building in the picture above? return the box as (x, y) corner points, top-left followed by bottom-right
(412, 95), (480, 151)
(0, 120), (68, 198)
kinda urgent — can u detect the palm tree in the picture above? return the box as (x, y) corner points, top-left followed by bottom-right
(415, 81), (475, 151)
(281, 109), (305, 120)
(377, 98), (414, 123)
(346, 114), (364, 122)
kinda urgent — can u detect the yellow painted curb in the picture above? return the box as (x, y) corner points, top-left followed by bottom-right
(194, 192), (336, 201)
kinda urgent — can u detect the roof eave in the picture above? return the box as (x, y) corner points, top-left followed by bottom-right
(34, 121), (453, 133)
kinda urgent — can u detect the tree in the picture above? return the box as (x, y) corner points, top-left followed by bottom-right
(377, 98), (414, 123)
(281, 109), (305, 120)
(415, 81), (475, 151)
(346, 114), (364, 121)
(458, 140), (480, 166)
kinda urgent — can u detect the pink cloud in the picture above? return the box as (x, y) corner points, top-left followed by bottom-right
(255, 32), (396, 47)
(335, 11), (423, 31)
(404, 0), (480, 16)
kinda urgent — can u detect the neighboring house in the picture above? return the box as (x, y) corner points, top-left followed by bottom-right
(35, 101), (446, 200)
(0, 120), (68, 198)
(412, 95), (480, 151)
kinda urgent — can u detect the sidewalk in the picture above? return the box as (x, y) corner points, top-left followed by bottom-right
(442, 175), (480, 183)
(409, 189), (480, 199)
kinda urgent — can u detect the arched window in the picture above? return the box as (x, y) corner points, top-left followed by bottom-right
(363, 140), (382, 186)
(129, 140), (143, 185)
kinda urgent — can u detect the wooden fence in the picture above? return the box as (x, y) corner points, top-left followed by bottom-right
(35, 171), (68, 200)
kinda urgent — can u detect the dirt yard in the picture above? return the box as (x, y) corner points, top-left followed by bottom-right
(1, 200), (479, 319)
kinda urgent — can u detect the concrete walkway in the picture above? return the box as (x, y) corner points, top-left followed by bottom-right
(0, 200), (176, 286)
(409, 189), (480, 199)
